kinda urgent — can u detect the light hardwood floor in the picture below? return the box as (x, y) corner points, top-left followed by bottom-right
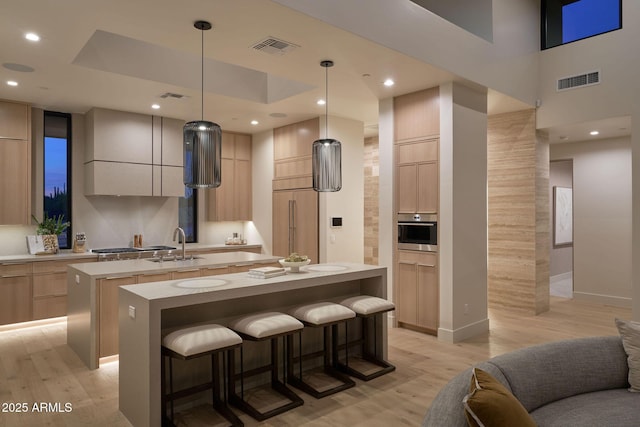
(0, 297), (630, 427)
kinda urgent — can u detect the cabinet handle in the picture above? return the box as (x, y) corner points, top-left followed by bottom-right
(418, 263), (436, 268)
(291, 199), (297, 252)
(105, 275), (135, 280)
(397, 261), (416, 266)
(176, 269), (199, 273)
(1, 274), (28, 278)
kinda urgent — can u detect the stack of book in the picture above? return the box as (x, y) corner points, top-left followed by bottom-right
(248, 266), (286, 279)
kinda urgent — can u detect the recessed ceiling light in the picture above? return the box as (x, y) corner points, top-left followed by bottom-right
(383, 78), (395, 87)
(590, 130), (599, 136)
(7, 81), (18, 87)
(317, 99), (326, 106)
(25, 33), (40, 42)
(251, 120), (259, 125)
(151, 104), (160, 109)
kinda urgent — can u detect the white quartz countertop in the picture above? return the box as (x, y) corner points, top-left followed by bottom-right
(120, 263), (386, 303)
(0, 243), (261, 263)
(68, 251), (279, 278)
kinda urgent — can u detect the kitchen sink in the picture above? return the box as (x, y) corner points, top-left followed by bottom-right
(174, 278), (227, 289)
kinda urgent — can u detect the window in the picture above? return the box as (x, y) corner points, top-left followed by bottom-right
(179, 188), (197, 243)
(542, 0), (622, 49)
(43, 111), (72, 248)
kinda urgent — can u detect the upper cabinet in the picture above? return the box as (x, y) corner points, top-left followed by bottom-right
(84, 108), (185, 197)
(0, 100), (31, 225)
(0, 100), (30, 140)
(207, 132), (252, 221)
(396, 139), (439, 214)
(394, 87), (439, 142)
(85, 108), (152, 164)
(273, 118), (318, 191)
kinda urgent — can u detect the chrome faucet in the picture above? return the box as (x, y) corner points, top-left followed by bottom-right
(173, 227), (186, 260)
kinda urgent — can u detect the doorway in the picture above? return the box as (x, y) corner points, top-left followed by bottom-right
(550, 159), (573, 298)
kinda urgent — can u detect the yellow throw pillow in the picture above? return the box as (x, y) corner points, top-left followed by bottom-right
(615, 317), (640, 392)
(463, 368), (537, 427)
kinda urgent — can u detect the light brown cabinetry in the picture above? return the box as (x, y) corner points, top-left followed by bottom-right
(32, 260), (68, 320)
(136, 272), (172, 284)
(272, 189), (318, 260)
(0, 100), (31, 225)
(396, 139), (439, 214)
(98, 276), (136, 357)
(171, 269), (201, 280)
(200, 265), (230, 276)
(0, 262), (32, 325)
(273, 118), (318, 190)
(207, 132), (252, 221)
(393, 87), (439, 142)
(396, 250), (438, 334)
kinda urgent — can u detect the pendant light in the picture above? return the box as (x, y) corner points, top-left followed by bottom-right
(312, 60), (342, 192)
(183, 20), (222, 189)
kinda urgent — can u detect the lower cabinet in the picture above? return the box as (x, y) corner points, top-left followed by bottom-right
(136, 272), (172, 284)
(171, 269), (201, 280)
(200, 266), (230, 276)
(98, 276), (137, 357)
(0, 275), (32, 325)
(396, 250), (438, 335)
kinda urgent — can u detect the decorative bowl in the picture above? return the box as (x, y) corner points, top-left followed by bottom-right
(279, 258), (311, 273)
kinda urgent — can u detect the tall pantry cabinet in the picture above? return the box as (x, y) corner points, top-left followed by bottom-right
(0, 100), (31, 225)
(393, 87), (440, 335)
(272, 119), (319, 261)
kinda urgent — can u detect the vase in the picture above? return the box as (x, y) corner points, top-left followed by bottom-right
(42, 234), (59, 254)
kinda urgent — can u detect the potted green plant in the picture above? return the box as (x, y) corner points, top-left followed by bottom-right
(32, 213), (70, 253)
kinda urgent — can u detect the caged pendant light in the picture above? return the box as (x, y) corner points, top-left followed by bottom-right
(183, 20), (222, 189)
(312, 60), (342, 192)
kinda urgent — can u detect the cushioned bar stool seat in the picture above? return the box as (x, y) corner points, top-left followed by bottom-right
(337, 295), (396, 381)
(227, 312), (304, 421)
(161, 324), (243, 427)
(287, 302), (356, 398)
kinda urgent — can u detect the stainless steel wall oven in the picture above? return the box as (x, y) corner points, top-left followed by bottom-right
(397, 213), (437, 252)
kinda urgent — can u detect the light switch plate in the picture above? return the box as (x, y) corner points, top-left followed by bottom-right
(128, 305), (136, 319)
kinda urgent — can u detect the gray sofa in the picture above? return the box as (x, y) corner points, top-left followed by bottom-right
(422, 336), (640, 426)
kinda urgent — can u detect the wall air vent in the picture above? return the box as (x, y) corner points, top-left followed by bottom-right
(251, 37), (299, 55)
(557, 70), (600, 92)
(160, 92), (187, 99)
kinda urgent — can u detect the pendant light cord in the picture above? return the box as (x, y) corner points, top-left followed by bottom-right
(325, 64), (329, 139)
(201, 27), (204, 121)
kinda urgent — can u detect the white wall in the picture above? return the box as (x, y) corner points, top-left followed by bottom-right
(272, 0), (540, 106)
(318, 115), (364, 263)
(439, 82), (489, 342)
(246, 129), (274, 254)
(378, 98), (395, 305)
(551, 137), (632, 306)
(538, 1), (640, 129)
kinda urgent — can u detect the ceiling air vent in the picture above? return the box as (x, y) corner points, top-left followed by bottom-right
(160, 92), (186, 99)
(251, 37), (299, 55)
(557, 70), (600, 92)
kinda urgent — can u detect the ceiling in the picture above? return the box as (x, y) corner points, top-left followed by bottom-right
(1, 0), (623, 142)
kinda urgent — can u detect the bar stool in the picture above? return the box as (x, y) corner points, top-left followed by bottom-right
(287, 302), (356, 398)
(161, 324), (243, 427)
(337, 295), (396, 381)
(227, 312), (304, 421)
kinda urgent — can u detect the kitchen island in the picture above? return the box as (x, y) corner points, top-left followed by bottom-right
(118, 263), (387, 427)
(67, 251), (280, 369)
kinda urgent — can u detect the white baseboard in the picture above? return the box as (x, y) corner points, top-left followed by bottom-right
(550, 271), (572, 284)
(573, 291), (632, 308)
(437, 318), (490, 343)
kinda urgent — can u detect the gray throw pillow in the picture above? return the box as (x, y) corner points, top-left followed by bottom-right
(615, 317), (640, 392)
